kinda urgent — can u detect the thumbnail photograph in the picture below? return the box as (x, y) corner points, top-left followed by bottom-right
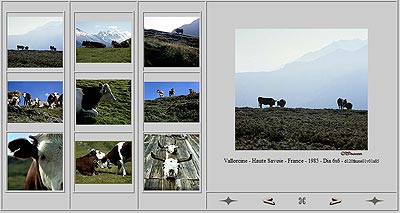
(144, 82), (199, 123)
(76, 79), (131, 125)
(7, 133), (63, 191)
(76, 20), (132, 63)
(7, 81), (63, 123)
(75, 141), (132, 184)
(235, 29), (368, 150)
(144, 134), (200, 191)
(7, 15), (63, 68)
(144, 16), (199, 67)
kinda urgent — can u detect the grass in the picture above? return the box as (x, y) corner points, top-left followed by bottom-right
(144, 29), (199, 67)
(8, 105), (63, 123)
(76, 80), (131, 125)
(8, 156), (32, 190)
(75, 141), (132, 184)
(76, 47), (131, 63)
(8, 50), (63, 68)
(144, 93), (199, 122)
(235, 107), (368, 150)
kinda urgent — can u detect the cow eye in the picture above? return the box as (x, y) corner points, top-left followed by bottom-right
(40, 155), (47, 161)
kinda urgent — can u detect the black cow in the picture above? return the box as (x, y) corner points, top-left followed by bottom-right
(174, 28), (184, 34)
(82, 40), (106, 48)
(258, 97), (276, 108)
(17, 45), (24, 50)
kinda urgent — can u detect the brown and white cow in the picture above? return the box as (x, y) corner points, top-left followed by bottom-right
(76, 149), (106, 176)
(8, 133), (63, 191)
(98, 142), (131, 176)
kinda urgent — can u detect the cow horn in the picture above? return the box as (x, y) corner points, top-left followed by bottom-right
(177, 153), (193, 163)
(157, 141), (164, 149)
(150, 152), (165, 162)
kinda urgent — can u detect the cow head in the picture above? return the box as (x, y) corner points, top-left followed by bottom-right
(158, 139), (178, 154)
(99, 83), (116, 103)
(8, 133), (63, 191)
(150, 152), (192, 179)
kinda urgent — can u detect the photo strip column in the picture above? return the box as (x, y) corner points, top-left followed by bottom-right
(138, 1), (206, 210)
(1, 1), (70, 210)
(70, 2), (136, 210)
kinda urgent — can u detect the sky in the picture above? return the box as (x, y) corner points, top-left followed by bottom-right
(7, 133), (34, 156)
(235, 29), (368, 73)
(8, 16), (62, 35)
(8, 81), (63, 102)
(144, 17), (198, 32)
(144, 82), (199, 100)
(76, 21), (131, 35)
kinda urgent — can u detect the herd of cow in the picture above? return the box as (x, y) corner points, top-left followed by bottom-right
(81, 39), (130, 48)
(156, 88), (197, 98)
(16, 45), (58, 51)
(257, 96), (354, 110)
(7, 90), (63, 109)
(76, 142), (131, 177)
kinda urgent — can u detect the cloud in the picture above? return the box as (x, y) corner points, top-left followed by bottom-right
(108, 26), (118, 30)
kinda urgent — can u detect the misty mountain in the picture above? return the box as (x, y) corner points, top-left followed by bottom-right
(8, 21), (63, 50)
(76, 28), (131, 47)
(174, 18), (199, 36)
(236, 40), (368, 110)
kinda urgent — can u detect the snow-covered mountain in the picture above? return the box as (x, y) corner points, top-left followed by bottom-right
(236, 39), (368, 110)
(8, 21), (63, 50)
(76, 28), (131, 47)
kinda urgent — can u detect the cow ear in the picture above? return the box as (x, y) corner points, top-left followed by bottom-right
(8, 138), (38, 159)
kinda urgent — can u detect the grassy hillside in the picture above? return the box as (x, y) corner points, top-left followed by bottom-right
(236, 107), (368, 150)
(144, 29), (199, 67)
(75, 141), (132, 184)
(144, 93), (199, 122)
(8, 50), (63, 68)
(76, 80), (131, 125)
(76, 47), (131, 63)
(8, 156), (32, 190)
(8, 105), (63, 123)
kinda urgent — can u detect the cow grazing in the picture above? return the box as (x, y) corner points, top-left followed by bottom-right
(157, 89), (165, 98)
(76, 83), (116, 116)
(344, 102), (353, 110)
(169, 88), (175, 97)
(16, 45), (24, 50)
(277, 99), (286, 108)
(50, 46), (57, 51)
(174, 28), (184, 34)
(150, 151), (192, 179)
(98, 142), (131, 176)
(24, 46), (29, 50)
(82, 40), (106, 48)
(120, 39), (130, 48)
(8, 133), (63, 190)
(258, 97), (276, 108)
(189, 88), (196, 95)
(76, 149), (106, 176)
(111, 40), (122, 48)
(57, 94), (63, 107)
(22, 92), (32, 106)
(47, 92), (60, 109)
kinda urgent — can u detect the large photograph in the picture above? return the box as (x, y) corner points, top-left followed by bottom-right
(235, 29), (368, 150)
(7, 15), (63, 68)
(144, 16), (199, 67)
